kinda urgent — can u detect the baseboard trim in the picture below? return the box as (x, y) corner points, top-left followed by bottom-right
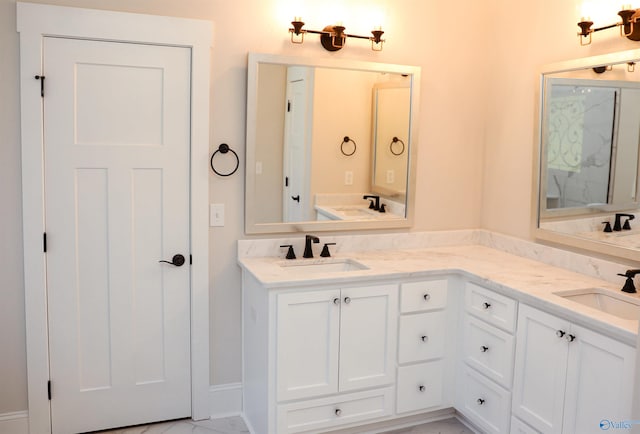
(0, 411), (29, 434)
(209, 383), (243, 419)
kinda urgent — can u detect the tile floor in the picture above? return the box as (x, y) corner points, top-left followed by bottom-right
(95, 415), (475, 434)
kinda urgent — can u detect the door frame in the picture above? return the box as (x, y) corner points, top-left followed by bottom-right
(17, 3), (212, 433)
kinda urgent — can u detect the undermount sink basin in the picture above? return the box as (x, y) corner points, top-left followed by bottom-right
(554, 288), (640, 320)
(277, 258), (369, 273)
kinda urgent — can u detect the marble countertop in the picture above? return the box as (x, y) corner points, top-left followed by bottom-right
(238, 244), (640, 345)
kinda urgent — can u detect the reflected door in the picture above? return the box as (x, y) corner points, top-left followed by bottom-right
(283, 66), (313, 222)
(43, 37), (191, 433)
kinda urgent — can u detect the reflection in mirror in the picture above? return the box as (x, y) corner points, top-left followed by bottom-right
(535, 49), (640, 260)
(245, 53), (420, 234)
(372, 83), (410, 202)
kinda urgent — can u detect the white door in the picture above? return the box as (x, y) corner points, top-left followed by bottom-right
(562, 325), (635, 434)
(43, 37), (192, 434)
(512, 305), (569, 434)
(282, 66), (313, 222)
(276, 289), (341, 401)
(339, 285), (398, 392)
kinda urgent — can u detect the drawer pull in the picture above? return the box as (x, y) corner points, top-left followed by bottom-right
(566, 333), (576, 342)
(421, 335), (429, 342)
(480, 345), (489, 352)
(556, 330), (566, 338)
(423, 293), (431, 301)
(482, 302), (491, 310)
(477, 398), (485, 405)
(344, 297), (351, 304)
(418, 385), (425, 392)
(335, 408), (342, 416)
(333, 298), (340, 305)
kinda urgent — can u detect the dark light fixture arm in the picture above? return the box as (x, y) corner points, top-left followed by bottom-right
(578, 8), (640, 45)
(289, 19), (385, 51)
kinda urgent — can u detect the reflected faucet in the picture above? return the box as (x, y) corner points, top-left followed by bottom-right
(363, 195), (380, 211)
(303, 234), (320, 258)
(613, 213), (635, 231)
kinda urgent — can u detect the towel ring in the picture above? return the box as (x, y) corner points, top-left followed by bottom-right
(390, 137), (405, 156)
(340, 136), (357, 156)
(210, 143), (239, 177)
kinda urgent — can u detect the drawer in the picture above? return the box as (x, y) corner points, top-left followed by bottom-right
(458, 365), (511, 434)
(396, 360), (444, 414)
(276, 387), (393, 434)
(465, 282), (517, 333)
(510, 416), (540, 433)
(400, 279), (448, 313)
(463, 315), (515, 389)
(398, 311), (446, 364)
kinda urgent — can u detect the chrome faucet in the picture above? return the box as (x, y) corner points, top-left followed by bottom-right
(303, 235), (320, 258)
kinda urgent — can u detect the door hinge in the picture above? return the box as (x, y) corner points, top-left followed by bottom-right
(190, 254), (192, 265)
(43, 232), (47, 253)
(47, 380), (51, 400)
(35, 75), (45, 98)
(285, 176), (289, 187)
(287, 100), (291, 112)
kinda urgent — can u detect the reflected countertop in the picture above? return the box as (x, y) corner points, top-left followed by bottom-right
(239, 244), (640, 345)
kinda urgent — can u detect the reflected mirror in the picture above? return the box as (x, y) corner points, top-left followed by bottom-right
(535, 49), (640, 260)
(245, 53), (421, 234)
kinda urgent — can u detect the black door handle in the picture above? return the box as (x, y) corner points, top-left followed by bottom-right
(159, 254), (185, 267)
(291, 195), (300, 202)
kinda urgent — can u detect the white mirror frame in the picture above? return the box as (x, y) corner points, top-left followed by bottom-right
(532, 48), (640, 262)
(245, 53), (421, 234)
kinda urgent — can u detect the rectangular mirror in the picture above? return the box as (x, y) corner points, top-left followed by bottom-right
(534, 48), (640, 261)
(245, 53), (421, 234)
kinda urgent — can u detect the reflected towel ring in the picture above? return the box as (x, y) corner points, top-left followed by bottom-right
(390, 137), (405, 156)
(340, 136), (357, 156)
(210, 143), (239, 177)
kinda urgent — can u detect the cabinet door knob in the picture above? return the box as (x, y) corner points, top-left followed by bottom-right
(566, 333), (576, 342)
(335, 408), (342, 416)
(477, 398), (485, 405)
(556, 330), (566, 338)
(343, 296), (351, 304)
(482, 302), (491, 309)
(421, 335), (428, 342)
(418, 385), (425, 392)
(333, 297), (340, 305)
(423, 293), (431, 301)
(480, 345), (489, 352)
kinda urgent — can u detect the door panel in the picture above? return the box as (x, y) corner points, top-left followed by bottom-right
(339, 285), (398, 392)
(512, 305), (568, 434)
(44, 37), (191, 433)
(276, 289), (341, 401)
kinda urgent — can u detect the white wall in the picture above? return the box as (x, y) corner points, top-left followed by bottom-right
(10, 0), (633, 416)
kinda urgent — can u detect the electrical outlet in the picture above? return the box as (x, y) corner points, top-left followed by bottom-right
(345, 171), (353, 185)
(210, 203), (225, 227)
(386, 170), (395, 184)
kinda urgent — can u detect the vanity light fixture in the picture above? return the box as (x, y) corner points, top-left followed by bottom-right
(289, 18), (385, 51)
(578, 6), (640, 45)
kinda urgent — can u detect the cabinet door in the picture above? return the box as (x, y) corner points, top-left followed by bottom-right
(562, 325), (635, 434)
(339, 284), (398, 392)
(512, 305), (569, 434)
(276, 289), (341, 401)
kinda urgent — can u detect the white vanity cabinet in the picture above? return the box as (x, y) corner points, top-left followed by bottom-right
(276, 284), (398, 401)
(511, 305), (635, 434)
(396, 279), (449, 414)
(242, 275), (398, 434)
(457, 282), (518, 434)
